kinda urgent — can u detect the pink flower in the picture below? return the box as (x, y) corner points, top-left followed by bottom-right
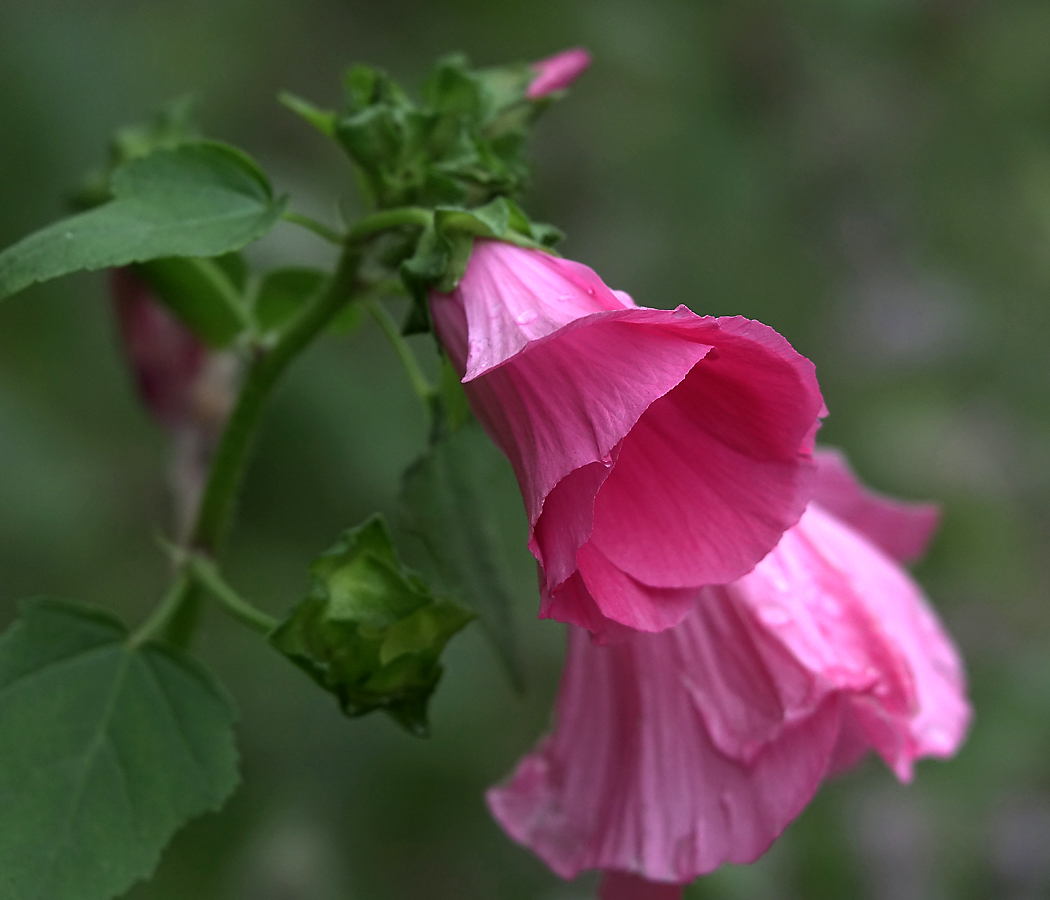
(486, 449), (971, 889)
(526, 47), (592, 99)
(429, 240), (825, 638)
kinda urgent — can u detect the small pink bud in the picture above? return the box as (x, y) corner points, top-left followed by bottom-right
(526, 47), (592, 99)
(111, 267), (207, 429)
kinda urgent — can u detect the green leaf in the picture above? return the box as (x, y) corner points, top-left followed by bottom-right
(134, 254), (250, 347)
(72, 95), (203, 210)
(254, 266), (361, 336)
(0, 599), (239, 900)
(0, 141), (287, 303)
(271, 516), (474, 736)
(400, 421), (526, 689)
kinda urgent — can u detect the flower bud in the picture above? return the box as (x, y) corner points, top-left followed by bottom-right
(526, 47), (592, 99)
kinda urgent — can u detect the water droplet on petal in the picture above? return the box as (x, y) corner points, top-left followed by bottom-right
(515, 309), (537, 325)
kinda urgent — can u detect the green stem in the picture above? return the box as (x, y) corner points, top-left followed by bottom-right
(163, 243), (363, 646)
(188, 557), (279, 635)
(192, 246), (362, 554)
(347, 207), (432, 242)
(367, 298), (436, 410)
(158, 205), (433, 648)
(130, 570), (193, 648)
(282, 210), (344, 245)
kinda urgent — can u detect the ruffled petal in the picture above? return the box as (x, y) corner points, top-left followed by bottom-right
(735, 504), (970, 780)
(576, 543), (700, 633)
(539, 572), (636, 645)
(487, 622), (844, 883)
(792, 506), (971, 778)
(813, 448), (940, 563)
(442, 306), (715, 525)
(589, 317), (822, 588)
(531, 460), (614, 590)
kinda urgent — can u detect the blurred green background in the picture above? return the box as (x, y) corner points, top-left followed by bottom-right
(2, 1), (1049, 898)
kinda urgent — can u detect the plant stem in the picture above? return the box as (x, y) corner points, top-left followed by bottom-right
(187, 556), (279, 635)
(282, 210), (344, 245)
(192, 245), (361, 554)
(367, 298), (435, 411)
(130, 570), (194, 648)
(157, 205), (433, 648)
(163, 242), (362, 646)
(347, 207), (432, 242)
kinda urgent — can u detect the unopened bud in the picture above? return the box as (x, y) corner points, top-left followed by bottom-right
(526, 47), (592, 99)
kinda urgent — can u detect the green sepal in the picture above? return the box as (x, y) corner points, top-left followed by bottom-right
(324, 54), (560, 211)
(0, 141), (287, 304)
(0, 598), (239, 900)
(270, 515), (474, 736)
(278, 91), (337, 138)
(398, 197), (561, 333)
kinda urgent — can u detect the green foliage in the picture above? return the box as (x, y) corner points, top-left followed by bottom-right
(253, 266), (362, 336)
(0, 142), (287, 304)
(0, 599), (239, 900)
(133, 253), (250, 347)
(71, 95), (202, 210)
(270, 516), (474, 736)
(288, 53), (560, 212)
(400, 421), (525, 689)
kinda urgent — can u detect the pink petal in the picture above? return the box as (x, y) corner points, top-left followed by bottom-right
(791, 506), (971, 777)
(735, 504), (971, 779)
(575, 542), (700, 633)
(431, 242), (825, 636)
(531, 460), (615, 590)
(487, 622), (844, 882)
(433, 292), (715, 526)
(813, 447), (940, 562)
(599, 872), (683, 900)
(526, 47), (592, 99)
(588, 317), (821, 588)
(538, 572), (638, 645)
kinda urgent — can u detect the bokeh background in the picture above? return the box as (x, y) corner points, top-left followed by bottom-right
(2, 1), (1049, 897)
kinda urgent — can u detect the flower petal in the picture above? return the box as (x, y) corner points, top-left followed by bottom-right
(527, 47), (593, 99)
(487, 623), (844, 882)
(735, 505), (970, 779)
(813, 447), (940, 563)
(443, 307), (715, 525)
(589, 317), (822, 588)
